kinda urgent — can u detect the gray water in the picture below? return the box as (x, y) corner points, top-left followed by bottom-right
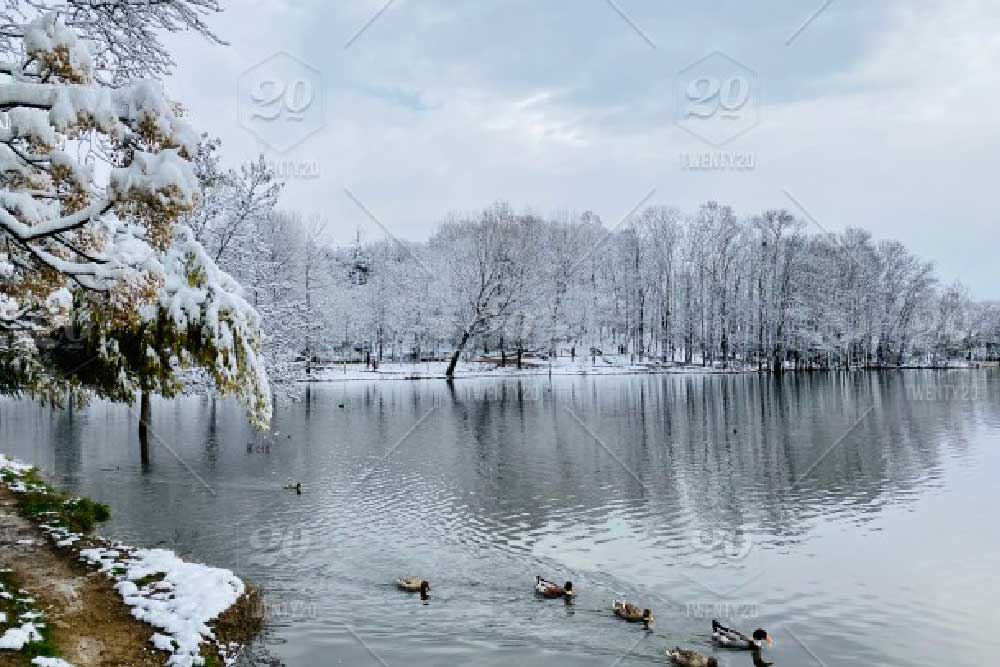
(1, 370), (998, 666)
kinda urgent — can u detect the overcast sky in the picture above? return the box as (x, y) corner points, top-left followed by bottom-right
(164, 0), (998, 298)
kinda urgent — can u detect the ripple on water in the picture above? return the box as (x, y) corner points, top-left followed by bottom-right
(2, 371), (999, 667)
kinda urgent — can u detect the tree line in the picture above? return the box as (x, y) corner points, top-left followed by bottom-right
(193, 161), (1000, 384)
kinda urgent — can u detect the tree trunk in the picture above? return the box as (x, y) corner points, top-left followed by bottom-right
(138, 390), (151, 464)
(446, 329), (472, 379)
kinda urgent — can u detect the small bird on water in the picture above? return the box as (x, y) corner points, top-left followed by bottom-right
(711, 620), (773, 650)
(666, 647), (718, 667)
(397, 577), (430, 600)
(612, 600), (654, 629)
(284, 482), (302, 494)
(535, 576), (575, 601)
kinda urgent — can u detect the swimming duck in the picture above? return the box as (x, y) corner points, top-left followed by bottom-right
(666, 648), (718, 667)
(535, 576), (574, 599)
(283, 482), (302, 494)
(612, 600), (653, 629)
(712, 620), (773, 649)
(396, 577), (430, 597)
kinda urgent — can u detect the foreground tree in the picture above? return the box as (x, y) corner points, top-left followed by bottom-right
(0, 13), (270, 426)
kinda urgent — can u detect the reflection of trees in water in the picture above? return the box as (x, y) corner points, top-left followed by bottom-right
(50, 402), (85, 480)
(422, 371), (993, 550)
(672, 371), (988, 544)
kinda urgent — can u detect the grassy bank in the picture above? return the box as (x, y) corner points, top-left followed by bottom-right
(0, 455), (262, 667)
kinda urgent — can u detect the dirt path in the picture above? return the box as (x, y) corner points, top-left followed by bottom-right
(0, 488), (167, 667)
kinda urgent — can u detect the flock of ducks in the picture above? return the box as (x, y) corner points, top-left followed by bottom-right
(288, 484), (774, 664)
(395, 575), (775, 666)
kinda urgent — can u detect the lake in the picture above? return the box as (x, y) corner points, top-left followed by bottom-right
(1, 370), (998, 666)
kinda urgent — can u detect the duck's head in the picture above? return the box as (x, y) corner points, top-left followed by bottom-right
(295, 482), (302, 494)
(752, 628), (773, 647)
(563, 581), (574, 598)
(642, 608), (653, 628)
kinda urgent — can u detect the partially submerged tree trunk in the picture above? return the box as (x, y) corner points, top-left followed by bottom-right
(446, 329), (472, 379)
(138, 391), (151, 465)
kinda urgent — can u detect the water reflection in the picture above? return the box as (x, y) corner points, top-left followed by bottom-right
(1, 370), (997, 666)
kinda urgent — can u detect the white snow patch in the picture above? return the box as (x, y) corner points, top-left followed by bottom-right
(80, 546), (245, 667)
(32, 658), (77, 667)
(0, 454), (33, 475)
(0, 622), (42, 649)
(23, 12), (93, 79)
(151, 633), (175, 651)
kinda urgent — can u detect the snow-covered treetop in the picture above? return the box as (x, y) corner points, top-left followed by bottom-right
(0, 0), (224, 84)
(0, 13), (271, 427)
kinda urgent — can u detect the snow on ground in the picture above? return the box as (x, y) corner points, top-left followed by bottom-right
(0, 621), (42, 649)
(310, 355), (748, 382)
(80, 545), (244, 667)
(31, 658), (77, 667)
(309, 354), (982, 382)
(0, 454), (32, 476)
(1, 454), (248, 667)
(0, 501), (51, 654)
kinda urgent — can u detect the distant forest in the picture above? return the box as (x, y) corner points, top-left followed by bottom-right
(189, 157), (999, 383)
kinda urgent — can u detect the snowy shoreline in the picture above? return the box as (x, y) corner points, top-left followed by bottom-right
(303, 357), (990, 383)
(0, 454), (259, 667)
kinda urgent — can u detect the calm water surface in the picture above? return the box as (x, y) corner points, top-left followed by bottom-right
(1, 371), (998, 666)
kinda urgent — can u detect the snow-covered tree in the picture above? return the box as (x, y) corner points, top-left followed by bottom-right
(187, 146), (282, 266)
(431, 203), (542, 377)
(0, 13), (270, 426)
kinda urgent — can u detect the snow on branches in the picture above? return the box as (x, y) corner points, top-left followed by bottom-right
(0, 13), (271, 427)
(1, 0), (224, 85)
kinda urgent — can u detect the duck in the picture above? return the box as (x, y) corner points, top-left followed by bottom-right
(283, 482), (302, 494)
(612, 600), (654, 629)
(396, 577), (430, 599)
(666, 647), (718, 667)
(751, 648), (774, 667)
(712, 620), (773, 650)
(535, 576), (574, 600)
